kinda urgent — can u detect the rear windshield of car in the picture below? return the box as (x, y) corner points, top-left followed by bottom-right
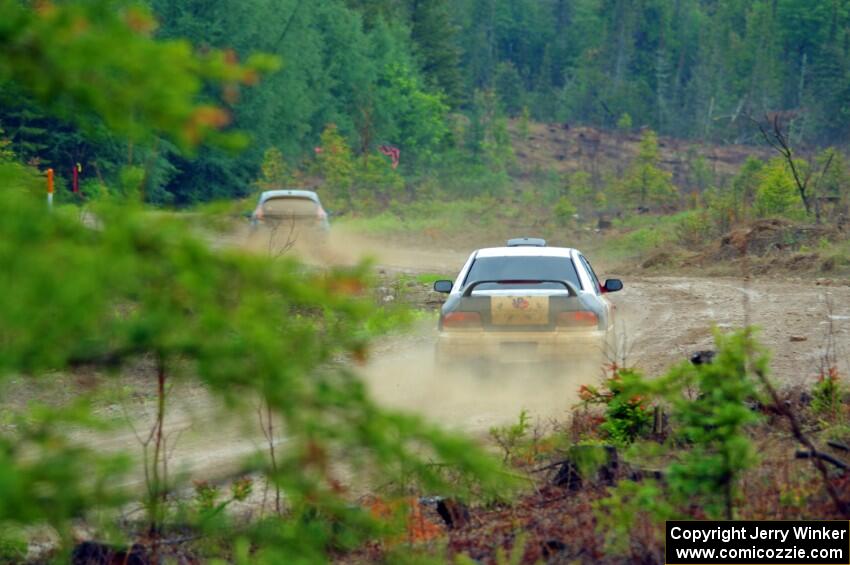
(464, 256), (582, 291)
(262, 197), (319, 217)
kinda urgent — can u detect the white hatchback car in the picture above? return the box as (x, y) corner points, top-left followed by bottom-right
(432, 238), (622, 366)
(250, 189), (330, 233)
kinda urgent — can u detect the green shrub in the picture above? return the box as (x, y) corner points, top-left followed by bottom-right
(254, 147), (299, 190)
(355, 154), (404, 204)
(674, 209), (713, 247)
(554, 196), (578, 226)
(315, 123), (355, 204)
(704, 186), (738, 234)
(601, 387), (653, 446)
(578, 367), (653, 446)
(614, 130), (678, 210)
(754, 158), (806, 219)
(596, 329), (765, 550)
(489, 409), (531, 463)
(413, 273), (445, 285)
(118, 165), (145, 199)
(0, 528), (27, 563)
(811, 368), (845, 420)
(78, 178), (109, 200)
(596, 215), (679, 261)
(564, 170), (603, 214)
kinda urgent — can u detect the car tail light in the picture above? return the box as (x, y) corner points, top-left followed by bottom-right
(441, 311), (482, 329)
(255, 206), (264, 221)
(557, 310), (599, 328)
(317, 206), (327, 221)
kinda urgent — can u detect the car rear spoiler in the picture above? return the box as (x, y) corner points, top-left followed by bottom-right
(460, 279), (579, 297)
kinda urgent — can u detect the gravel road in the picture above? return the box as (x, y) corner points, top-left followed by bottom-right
(42, 229), (850, 488)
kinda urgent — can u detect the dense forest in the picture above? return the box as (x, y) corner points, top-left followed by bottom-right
(2, 0), (850, 203)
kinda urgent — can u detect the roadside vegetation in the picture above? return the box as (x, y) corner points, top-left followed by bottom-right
(327, 123), (850, 277)
(430, 329), (850, 563)
(3, 0), (850, 564)
(0, 3), (507, 563)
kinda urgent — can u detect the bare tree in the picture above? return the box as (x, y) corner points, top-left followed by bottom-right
(754, 113), (835, 223)
(266, 213), (298, 258)
(254, 214), (298, 517)
(258, 402), (282, 516)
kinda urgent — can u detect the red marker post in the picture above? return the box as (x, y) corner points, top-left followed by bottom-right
(72, 162), (80, 194)
(46, 168), (54, 209)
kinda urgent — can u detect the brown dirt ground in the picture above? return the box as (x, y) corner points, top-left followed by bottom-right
(511, 120), (773, 188)
(29, 229), (845, 491)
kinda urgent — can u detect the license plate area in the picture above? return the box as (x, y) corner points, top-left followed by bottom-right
(491, 296), (549, 326)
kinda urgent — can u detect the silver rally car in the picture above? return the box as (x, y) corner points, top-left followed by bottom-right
(250, 189), (330, 233)
(433, 238), (622, 366)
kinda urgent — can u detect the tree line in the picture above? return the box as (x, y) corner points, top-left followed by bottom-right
(2, 0), (849, 204)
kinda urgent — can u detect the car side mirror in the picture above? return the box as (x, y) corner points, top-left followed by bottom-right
(603, 278), (623, 293)
(433, 280), (453, 294)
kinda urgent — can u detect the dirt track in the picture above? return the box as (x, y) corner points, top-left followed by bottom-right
(31, 230), (850, 490)
(330, 230), (850, 387)
(361, 273), (850, 434)
(618, 276), (849, 380)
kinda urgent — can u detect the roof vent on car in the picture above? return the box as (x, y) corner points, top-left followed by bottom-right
(506, 237), (546, 247)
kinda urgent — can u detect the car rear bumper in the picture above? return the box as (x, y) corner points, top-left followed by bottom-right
(436, 329), (608, 364)
(251, 219), (330, 234)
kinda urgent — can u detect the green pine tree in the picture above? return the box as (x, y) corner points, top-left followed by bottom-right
(409, 0), (464, 107)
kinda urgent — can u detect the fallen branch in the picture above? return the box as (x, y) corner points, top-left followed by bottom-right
(828, 441), (850, 453)
(753, 364), (850, 517)
(531, 458), (570, 474)
(795, 450), (849, 471)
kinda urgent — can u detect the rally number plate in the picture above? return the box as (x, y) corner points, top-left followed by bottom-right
(491, 296), (549, 326)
